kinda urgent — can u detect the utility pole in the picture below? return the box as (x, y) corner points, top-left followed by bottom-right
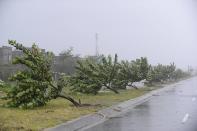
(95, 33), (99, 56)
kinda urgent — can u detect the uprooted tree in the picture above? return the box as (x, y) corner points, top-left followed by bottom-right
(4, 40), (81, 108)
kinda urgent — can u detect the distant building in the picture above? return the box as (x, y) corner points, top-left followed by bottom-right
(0, 46), (12, 65)
(52, 55), (79, 75)
(0, 46), (46, 65)
(12, 49), (23, 60)
(0, 45), (79, 80)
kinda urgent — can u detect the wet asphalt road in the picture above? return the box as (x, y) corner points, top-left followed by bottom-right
(85, 77), (197, 131)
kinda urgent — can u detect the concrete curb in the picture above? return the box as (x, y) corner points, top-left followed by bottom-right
(44, 80), (186, 131)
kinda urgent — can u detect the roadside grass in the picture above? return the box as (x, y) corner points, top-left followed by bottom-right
(0, 87), (157, 131)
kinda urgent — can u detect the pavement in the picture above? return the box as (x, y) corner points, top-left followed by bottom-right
(85, 77), (197, 131)
(45, 77), (196, 131)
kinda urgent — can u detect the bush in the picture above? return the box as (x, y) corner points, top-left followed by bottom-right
(0, 80), (12, 94)
(0, 80), (5, 88)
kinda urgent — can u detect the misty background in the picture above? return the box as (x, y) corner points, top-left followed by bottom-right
(0, 0), (197, 69)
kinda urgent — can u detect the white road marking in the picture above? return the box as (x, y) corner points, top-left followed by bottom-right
(192, 97), (196, 102)
(182, 113), (189, 124)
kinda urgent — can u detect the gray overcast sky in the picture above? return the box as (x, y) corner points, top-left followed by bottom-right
(0, 0), (197, 69)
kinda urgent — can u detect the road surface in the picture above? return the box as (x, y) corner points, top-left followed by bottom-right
(85, 77), (197, 131)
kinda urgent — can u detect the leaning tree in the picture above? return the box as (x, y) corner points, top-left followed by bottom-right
(117, 57), (149, 89)
(5, 40), (80, 108)
(145, 63), (178, 85)
(71, 54), (120, 94)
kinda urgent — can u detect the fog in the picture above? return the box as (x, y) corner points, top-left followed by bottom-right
(0, 0), (197, 69)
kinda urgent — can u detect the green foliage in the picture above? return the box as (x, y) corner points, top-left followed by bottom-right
(116, 60), (133, 89)
(5, 40), (81, 108)
(117, 57), (149, 89)
(145, 63), (188, 84)
(0, 80), (5, 88)
(5, 40), (54, 108)
(3, 40), (190, 108)
(48, 74), (70, 99)
(146, 66), (153, 83)
(0, 80), (10, 94)
(71, 54), (119, 94)
(97, 54), (119, 92)
(70, 58), (101, 94)
(131, 57), (149, 81)
(172, 69), (190, 80)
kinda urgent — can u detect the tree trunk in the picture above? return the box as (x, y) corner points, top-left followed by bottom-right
(49, 82), (81, 107)
(58, 95), (81, 107)
(106, 86), (119, 94)
(131, 85), (139, 90)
